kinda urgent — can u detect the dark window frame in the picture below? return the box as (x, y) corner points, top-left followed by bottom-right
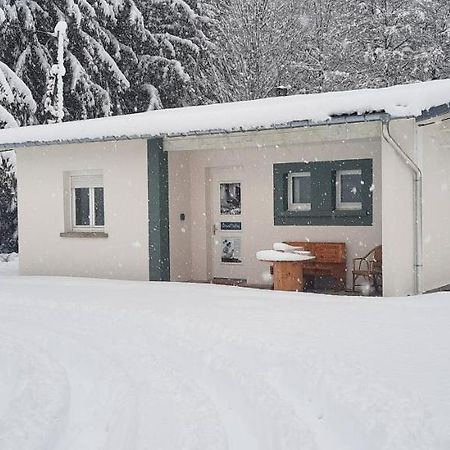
(273, 159), (373, 226)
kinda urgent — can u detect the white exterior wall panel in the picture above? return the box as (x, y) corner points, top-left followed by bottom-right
(421, 121), (450, 291)
(16, 140), (149, 280)
(381, 119), (416, 296)
(168, 151), (193, 281)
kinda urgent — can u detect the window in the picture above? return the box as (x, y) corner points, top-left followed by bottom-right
(273, 159), (373, 226)
(71, 174), (104, 230)
(288, 172), (311, 211)
(336, 169), (362, 210)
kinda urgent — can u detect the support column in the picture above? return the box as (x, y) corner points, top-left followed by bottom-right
(147, 138), (170, 281)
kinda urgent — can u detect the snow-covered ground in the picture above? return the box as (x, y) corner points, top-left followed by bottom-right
(0, 258), (449, 450)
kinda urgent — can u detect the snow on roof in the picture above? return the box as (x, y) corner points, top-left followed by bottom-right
(0, 79), (450, 149)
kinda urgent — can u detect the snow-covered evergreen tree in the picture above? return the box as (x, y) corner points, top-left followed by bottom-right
(0, 59), (36, 128)
(0, 0), (213, 124)
(0, 154), (17, 253)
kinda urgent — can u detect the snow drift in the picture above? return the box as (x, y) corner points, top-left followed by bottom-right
(0, 260), (449, 449)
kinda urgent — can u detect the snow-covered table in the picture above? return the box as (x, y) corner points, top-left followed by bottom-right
(256, 250), (315, 292)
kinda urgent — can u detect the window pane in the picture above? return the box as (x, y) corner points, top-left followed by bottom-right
(75, 188), (90, 226)
(341, 173), (362, 203)
(94, 187), (104, 226)
(292, 175), (311, 204)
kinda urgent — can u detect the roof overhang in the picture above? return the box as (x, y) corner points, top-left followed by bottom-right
(417, 103), (450, 126)
(0, 112), (391, 152)
(1, 77), (450, 152)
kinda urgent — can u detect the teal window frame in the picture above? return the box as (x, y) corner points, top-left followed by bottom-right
(273, 159), (373, 226)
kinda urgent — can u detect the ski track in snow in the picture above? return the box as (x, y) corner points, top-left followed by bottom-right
(0, 275), (447, 449)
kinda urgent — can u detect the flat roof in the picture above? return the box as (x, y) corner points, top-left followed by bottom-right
(0, 79), (449, 149)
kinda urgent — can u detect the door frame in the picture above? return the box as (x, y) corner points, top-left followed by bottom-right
(207, 166), (247, 282)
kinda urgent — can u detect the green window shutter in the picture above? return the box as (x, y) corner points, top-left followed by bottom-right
(273, 159), (373, 226)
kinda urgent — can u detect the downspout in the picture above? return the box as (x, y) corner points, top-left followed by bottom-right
(381, 119), (423, 295)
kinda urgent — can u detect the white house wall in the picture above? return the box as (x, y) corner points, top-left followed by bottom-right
(168, 150), (193, 281)
(16, 140), (149, 280)
(381, 119), (416, 296)
(420, 119), (450, 291)
(168, 123), (383, 288)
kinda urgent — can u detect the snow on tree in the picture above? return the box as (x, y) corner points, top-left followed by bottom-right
(411, 0), (450, 81)
(0, 60), (36, 128)
(129, 0), (214, 109)
(0, 0), (214, 124)
(45, 20), (68, 123)
(0, 60), (32, 253)
(344, 0), (427, 87)
(289, 0), (350, 93)
(207, 0), (304, 101)
(209, 0), (450, 99)
(0, 154), (17, 253)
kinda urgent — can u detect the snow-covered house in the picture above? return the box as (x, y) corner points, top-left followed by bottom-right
(0, 79), (449, 297)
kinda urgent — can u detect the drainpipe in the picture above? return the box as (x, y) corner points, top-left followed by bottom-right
(381, 119), (423, 295)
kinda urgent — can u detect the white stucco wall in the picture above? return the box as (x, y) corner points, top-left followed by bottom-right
(421, 120), (450, 291)
(16, 140), (149, 280)
(168, 151), (192, 281)
(381, 119), (416, 296)
(167, 122), (383, 289)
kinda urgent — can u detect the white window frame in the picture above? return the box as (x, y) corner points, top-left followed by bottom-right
(288, 172), (311, 211)
(336, 169), (362, 210)
(70, 174), (104, 231)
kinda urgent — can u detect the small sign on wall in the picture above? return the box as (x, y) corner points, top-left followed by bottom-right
(221, 237), (242, 264)
(221, 221), (242, 231)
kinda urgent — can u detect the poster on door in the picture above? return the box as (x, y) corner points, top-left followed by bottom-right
(221, 237), (242, 264)
(220, 183), (241, 215)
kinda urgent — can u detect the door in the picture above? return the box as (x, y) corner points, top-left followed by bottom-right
(210, 167), (246, 282)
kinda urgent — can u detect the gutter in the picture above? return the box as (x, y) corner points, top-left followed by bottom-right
(381, 119), (423, 295)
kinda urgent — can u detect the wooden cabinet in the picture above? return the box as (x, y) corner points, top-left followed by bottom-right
(285, 242), (347, 290)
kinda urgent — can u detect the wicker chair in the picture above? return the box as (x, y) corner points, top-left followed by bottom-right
(352, 245), (382, 294)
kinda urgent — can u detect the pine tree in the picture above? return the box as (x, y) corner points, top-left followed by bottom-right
(0, 0), (214, 124)
(0, 59), (36, 127)
(0, 153), (17, 253)
(129, 0), (214, 109)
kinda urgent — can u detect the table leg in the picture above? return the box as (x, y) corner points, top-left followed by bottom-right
(272, 262), (304, 291)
